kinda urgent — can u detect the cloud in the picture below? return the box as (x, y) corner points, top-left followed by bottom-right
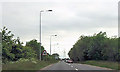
(1, 1), (118, 57)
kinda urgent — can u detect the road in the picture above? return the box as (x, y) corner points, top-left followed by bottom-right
(42, 61), (112, 70)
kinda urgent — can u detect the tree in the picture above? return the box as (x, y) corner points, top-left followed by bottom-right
(52, 53), (59, 60)
(10, 37), (24, 61)
(2, 27), (15, 62)
(68, 32), (119, 62)
(1, 27), (46, 63)
(52, 53), (59, 56)
(22, 46), (37, 59)
(26, 39), (44, 59)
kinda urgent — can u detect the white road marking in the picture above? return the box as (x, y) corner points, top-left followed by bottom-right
(68, 64), (71, 65)
(71, 66), (73, 67)
(75, 68), (78, 71)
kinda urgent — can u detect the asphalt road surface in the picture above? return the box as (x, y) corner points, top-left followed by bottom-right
(43, 61), (112, 70)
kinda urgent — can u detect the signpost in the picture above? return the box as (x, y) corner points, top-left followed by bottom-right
(42, 50), (48, 56)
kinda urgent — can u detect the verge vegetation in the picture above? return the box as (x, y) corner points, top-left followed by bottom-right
(80, 60), (120, 70)
(68, 32), (120, 70)
(1, 27), (59, 71)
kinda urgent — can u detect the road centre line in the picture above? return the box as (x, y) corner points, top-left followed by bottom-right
(75, 68), (78, 71)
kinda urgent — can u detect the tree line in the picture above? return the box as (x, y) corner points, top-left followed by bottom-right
(68, 32), (120, 62)
(1, 27), (58, 63)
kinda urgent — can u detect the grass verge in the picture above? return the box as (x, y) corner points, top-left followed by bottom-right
(2, 60), (58, 71)
(80, 60), (120, 70)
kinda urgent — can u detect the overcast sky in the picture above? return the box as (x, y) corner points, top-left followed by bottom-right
(0, 0), (119, 58)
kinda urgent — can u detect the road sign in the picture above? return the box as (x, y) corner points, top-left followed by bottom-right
(42, 50), (48, 55)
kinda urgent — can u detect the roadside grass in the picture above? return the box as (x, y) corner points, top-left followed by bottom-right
(80, 60), (120, 70)
(2, 60), (58, 72)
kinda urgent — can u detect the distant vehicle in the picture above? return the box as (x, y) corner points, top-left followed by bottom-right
(62, 59), (65, 60)
(66, 59), (73, 63)
(64, 59), (68, 62)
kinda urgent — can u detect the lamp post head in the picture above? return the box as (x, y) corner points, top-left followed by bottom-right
(51, 35), (57, 37)
(40, 10), (52, 12)
(47, 10), (52, 12)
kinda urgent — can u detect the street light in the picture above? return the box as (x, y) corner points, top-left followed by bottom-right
(39, 10), (52, 61)
(50, 35), (57, 55)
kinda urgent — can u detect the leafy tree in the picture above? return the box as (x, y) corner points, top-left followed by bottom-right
(26, 39), (44, 59)
(52, 53), (60, 60)
(68, 32), (119, 62)
(88, 32), (107, 60)
(11, 37), (24, 61)
(22, 46), (37, 59)
(2, 27), (15, 62)
(1, 27), (47, 63)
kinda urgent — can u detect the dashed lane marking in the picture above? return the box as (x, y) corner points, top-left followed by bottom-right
(71, 66), (73, 67)
(75, 68), (78, 71)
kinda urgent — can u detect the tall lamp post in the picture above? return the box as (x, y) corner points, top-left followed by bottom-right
(50, 35), (57, 55)
(39, 10), (52, 61)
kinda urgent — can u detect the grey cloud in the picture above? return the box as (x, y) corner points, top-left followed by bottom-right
(1, 1), (118, 57)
